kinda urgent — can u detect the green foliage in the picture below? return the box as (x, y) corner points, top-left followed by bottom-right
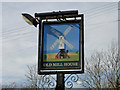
(75, 51), (79, 54)
(43, 54), (47, 60)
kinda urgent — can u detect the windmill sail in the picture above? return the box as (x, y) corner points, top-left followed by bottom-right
(63, 26), (72, 36)
(50, 39), (59, 50)
(46, 26), (62, 38)
(63, 39), (73, 49)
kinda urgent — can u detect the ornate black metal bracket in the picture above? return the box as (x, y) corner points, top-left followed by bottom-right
(65, 74), (79, 88)
(41, 75), (56, 88)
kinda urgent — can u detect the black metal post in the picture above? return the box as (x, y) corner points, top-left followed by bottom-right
(55, 73), (65, 90)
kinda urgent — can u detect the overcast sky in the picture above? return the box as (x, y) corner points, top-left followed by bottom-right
(1, 1), (118, 87)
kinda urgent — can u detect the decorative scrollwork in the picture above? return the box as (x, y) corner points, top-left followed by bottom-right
(41, 75), (56, 88)
(65, 74), (79, 88)
(66, 81), (73, 88)
(40, 74), (79, 88)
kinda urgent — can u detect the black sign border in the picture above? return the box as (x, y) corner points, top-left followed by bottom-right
(38, 15), (84, 75)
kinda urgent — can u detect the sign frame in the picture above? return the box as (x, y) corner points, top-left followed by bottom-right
(38, 15), (84, 75)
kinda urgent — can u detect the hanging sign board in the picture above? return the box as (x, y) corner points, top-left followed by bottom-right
(38, 18), (84, 74)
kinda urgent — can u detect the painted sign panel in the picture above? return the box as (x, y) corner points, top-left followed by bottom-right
(42, 21), (81, 70)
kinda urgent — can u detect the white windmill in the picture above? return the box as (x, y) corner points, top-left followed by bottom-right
(49, 25), (74, 59)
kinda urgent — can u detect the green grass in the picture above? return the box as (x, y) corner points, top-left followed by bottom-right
(43, 55), (79, 62)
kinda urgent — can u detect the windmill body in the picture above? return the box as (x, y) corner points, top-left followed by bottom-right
(59, 36), (65, 50)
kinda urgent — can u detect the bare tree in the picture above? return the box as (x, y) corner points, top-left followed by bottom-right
(25, 65), (43, 88)
(25, 65), (56, 88)
(80, 43), (120, 88)
(2, 82), (17, 88)
(2, 65), (49, 88)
